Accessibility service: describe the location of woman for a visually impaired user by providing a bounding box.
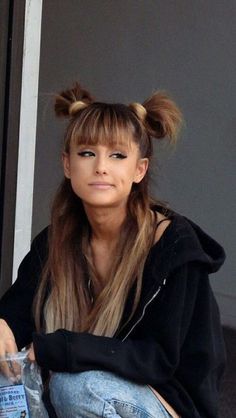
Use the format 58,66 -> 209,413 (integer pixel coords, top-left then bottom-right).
0,82 -> 226,417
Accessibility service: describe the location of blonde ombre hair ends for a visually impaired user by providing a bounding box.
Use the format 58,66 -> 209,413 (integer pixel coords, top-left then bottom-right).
34,82 -> 182,337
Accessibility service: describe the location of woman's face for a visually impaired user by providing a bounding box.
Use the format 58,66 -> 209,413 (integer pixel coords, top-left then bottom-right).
62,140 -> 148,209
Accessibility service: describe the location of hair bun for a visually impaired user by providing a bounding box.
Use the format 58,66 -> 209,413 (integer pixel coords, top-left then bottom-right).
69,100 -> 88,116
54,81 -> 94,118
142,91 -> 183,141
129,102 -> 147,123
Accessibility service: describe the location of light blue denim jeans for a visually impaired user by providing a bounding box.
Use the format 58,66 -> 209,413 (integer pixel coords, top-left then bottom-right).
49,370 -> 172,418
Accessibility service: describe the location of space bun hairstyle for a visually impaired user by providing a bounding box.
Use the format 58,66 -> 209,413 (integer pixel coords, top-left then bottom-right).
54,81 -> 94,117
54,81 -> 182,158
129,91 -> 182,143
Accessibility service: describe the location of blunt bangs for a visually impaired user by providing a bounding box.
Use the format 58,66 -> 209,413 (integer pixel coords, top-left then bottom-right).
67,103 -> 143,150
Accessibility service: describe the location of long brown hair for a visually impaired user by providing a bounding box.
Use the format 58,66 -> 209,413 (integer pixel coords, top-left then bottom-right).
34,82 -> 182,336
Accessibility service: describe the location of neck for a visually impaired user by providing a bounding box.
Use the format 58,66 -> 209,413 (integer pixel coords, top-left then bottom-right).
83,203 -> 127,245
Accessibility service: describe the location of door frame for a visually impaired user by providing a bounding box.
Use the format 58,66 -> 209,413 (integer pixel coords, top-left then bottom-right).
0,0 -> 43,296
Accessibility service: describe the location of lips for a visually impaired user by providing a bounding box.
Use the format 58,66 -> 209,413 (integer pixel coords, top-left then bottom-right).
88,183 -> 114,189
89,182 -> 112,185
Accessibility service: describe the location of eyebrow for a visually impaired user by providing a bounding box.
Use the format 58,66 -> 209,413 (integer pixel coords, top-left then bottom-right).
77,142 -> 131,150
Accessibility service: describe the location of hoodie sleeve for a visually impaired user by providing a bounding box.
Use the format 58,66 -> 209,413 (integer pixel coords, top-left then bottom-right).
33,261 -> 225,392
0,228 -> 48,349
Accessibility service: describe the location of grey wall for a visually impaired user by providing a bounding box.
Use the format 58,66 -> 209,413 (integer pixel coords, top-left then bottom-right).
33,1 -> 236,327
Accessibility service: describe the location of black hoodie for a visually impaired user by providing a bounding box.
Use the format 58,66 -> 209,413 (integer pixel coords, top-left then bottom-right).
0,206 -> 226,417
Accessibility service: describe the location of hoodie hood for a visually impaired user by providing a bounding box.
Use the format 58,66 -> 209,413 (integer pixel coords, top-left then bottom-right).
182,215 -> 226,273
151,206 -> 226,275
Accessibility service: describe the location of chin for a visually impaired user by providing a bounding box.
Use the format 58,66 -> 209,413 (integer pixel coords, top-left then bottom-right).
82,199 -> 127,209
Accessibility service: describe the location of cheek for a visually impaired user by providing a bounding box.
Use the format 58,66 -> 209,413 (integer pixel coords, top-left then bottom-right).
119,171 -> 137,190
124,164 -> 140,183
69,160 -> 85,176
68,163 -> 84,191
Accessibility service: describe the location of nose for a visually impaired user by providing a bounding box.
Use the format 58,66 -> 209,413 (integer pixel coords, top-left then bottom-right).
94,155 -> 107,175
96,169 -> 107,174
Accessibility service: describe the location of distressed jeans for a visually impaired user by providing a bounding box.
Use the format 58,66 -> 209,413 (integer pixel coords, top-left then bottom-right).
49,370 -> 172,418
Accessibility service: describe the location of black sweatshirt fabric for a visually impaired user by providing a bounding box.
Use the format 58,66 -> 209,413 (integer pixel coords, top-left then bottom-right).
0,206 -> 226,417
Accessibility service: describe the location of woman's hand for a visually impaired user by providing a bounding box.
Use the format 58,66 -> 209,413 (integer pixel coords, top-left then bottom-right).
28,343 -> 35,362
0,319 -> 20,379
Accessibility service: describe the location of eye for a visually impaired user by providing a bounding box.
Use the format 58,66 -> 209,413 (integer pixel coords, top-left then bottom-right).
77,150 -> 95,157
110,152 -> 127,159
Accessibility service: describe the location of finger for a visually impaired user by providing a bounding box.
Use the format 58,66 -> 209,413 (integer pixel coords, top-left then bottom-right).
6,339 -> 21,379
28,347 -> 35,362
0,357 -> 22,382
0,359 -> 13,379
0,338 -> 19,379
9,359 -> 22,378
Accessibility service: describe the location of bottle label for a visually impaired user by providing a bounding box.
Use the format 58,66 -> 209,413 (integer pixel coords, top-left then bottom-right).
0,384 -> 30,417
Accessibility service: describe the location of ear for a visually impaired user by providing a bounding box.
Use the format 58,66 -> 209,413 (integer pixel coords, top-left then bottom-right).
62,152 -> 71,178
134,158 -> 149,183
